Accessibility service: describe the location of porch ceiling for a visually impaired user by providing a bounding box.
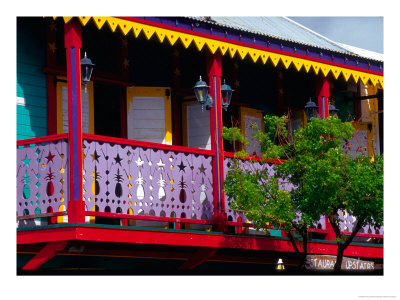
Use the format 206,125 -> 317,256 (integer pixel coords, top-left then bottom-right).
57,17 -> 383,89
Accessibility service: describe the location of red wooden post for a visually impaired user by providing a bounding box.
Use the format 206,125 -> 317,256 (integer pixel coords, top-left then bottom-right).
207,52 -> 227,232
316,76 -> 335,239
64,19 -> 85,223
236,217 -> 243,234
316,76 -> 330,119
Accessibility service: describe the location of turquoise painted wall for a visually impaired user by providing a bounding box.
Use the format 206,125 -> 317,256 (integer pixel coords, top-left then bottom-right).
17,18 -> 47,140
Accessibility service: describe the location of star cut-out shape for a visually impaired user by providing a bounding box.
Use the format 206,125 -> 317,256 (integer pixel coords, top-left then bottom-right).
22,155 -> 31,166
91,150 -> 100,162
174,67 -> 181,77
136,157 -> 144,167
122,58 -> 130,68
48,21 -> 57,31
46,151 -> 55,163
114,153 -> 123,165
157,159 -> 165,169
178,161 -> 186,172
199,163 -> 206,174
48,42 -> 56,54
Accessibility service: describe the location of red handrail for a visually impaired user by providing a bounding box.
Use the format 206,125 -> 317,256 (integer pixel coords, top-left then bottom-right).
17,133 -> 68,146
83,133 -> 215,156
17,211 -> 68,220
86,211 -> 213,225
223,151 -> 283,164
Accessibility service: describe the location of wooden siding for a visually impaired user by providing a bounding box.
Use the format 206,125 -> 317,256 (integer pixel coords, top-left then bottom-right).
127,96 -> 166,144
16,18 -> 47,140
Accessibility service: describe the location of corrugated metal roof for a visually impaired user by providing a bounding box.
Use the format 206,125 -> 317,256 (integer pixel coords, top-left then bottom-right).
186,16 -> 382,62
336,42 -> 383,62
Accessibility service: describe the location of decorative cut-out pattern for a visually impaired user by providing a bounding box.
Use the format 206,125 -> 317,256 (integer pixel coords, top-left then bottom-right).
223,157 -> 325,229
16,139 -> 69,218
224,157 -> 383,235
338,209 -> 383,235
83,139 -> 214,220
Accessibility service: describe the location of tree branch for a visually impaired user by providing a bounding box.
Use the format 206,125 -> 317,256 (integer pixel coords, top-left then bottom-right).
343,217 -> 365,249
287,230 -> 300,253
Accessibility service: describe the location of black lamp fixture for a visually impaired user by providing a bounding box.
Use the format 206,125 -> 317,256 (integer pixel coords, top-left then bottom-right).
304,98 -> 318,121
221,79 -> 234,111
193,76 -> 212,111
81,52 -> 95,93
328,99 -> 339,117
193,76 -> 233,111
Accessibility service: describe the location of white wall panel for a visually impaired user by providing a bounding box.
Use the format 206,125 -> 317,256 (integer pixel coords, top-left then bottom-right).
127,96 -> 166,144
187,104 -> 211,150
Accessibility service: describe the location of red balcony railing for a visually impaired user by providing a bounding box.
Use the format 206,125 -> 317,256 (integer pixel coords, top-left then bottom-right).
17,134 -> 69,227
16,134 -> 383,239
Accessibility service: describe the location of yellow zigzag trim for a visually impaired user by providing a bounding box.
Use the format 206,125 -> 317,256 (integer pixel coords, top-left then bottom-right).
62,17 -> 384,87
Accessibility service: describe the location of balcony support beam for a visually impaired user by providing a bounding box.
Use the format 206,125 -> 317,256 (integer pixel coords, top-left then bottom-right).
179,247 -> 217,270
64,19 -> 85,223
17,225 -> 383,259
21,241 -> 68,271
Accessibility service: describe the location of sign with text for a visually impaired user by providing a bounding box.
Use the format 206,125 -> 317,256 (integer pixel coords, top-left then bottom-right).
305,255 -> 375,271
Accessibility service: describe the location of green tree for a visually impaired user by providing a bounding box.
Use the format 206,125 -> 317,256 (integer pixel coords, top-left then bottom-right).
223,115 -> 383,271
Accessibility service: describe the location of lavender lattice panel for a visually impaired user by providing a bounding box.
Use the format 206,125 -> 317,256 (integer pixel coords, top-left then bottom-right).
16,139 -> 69,217
223,157 -> 324,229
224,158 -> 278,222
83,139 -> 214,220
338,210 -> 383,235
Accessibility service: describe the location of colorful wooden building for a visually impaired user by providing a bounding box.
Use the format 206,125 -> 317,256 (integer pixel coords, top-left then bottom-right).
16,16 -> 383,274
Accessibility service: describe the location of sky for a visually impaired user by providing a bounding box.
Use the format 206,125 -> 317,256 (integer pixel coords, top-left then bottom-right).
288,17 -> 383,54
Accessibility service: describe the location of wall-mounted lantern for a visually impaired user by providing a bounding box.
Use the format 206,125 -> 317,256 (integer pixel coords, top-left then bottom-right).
194,76 -> 233,111
81,52 -> 95,93
304,98 -> 318,121
304,97 -> 339,121
193,76 -> 212,111
328,101 -> 339,117
221,79 -> 234,111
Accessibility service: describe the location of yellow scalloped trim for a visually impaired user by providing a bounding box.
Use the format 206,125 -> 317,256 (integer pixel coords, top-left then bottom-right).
179,33 -> 194,48
93,17 -> 107,30
292,57 -> 304,72
269,53 -> 280,67
60,17 -> 383,87
166,31 -> 179,46
155,28 -> 167,43
330,66 -> 342,79
279,55 -> 290,69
